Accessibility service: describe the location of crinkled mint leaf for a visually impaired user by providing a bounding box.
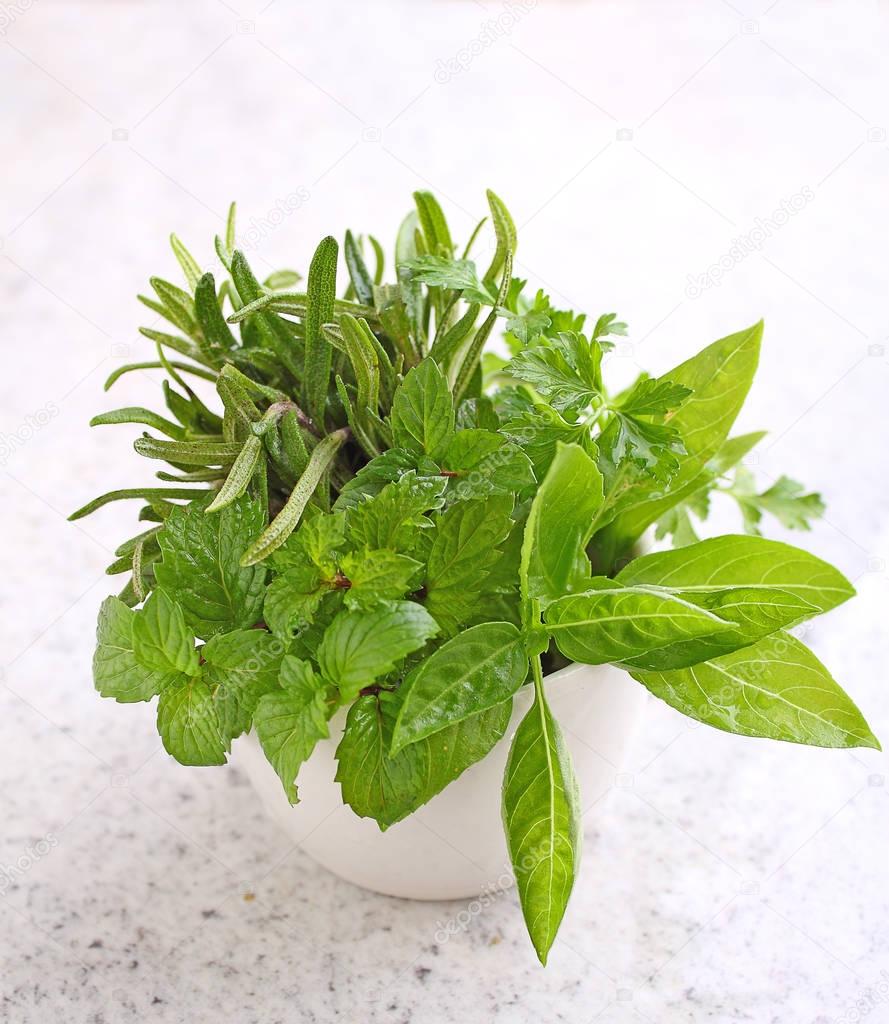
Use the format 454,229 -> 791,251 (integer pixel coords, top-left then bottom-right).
133,589 -> 198,676
389,358 -> 455,461
155,493 -> 266,639
317,600 -> 439,701
253,656 -> 334,803
93,596 -> 178,702
333,449 -> 420,510
346,472 -> 446,552
157,675 -> 226,766
201,628 -> 285,746
441,429 -> 535,502
340,548 -> 423,610
424,493 -> 514,635
263,565 -> 328,637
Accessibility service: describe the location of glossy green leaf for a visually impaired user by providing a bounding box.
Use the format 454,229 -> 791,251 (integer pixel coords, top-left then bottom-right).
317,600 -> 439,701
391,621 -> 528,753
390,358 -> 455,460
631,632 -> 880,750
201,629 -> 285,746
520,442 -> 603,612
502,661 -> 581,965
155,493 -> 267,638
132,589 -> 199,676
544,582 -> 735,670
336,690 -> 511,829
346,471 -> 446,551
340,548 -> 422,610
254,656 -> 334,803
157,675 -> 226,766
93,597 -> 178,702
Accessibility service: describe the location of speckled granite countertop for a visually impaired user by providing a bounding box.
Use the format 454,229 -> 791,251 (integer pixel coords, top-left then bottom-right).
2,2 -> 889,1021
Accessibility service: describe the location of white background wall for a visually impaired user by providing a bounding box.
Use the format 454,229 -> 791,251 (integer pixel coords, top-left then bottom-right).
2,2 -> 888,1021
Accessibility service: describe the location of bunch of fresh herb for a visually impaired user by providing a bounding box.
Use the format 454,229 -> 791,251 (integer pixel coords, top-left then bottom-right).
72,189 -> 878,964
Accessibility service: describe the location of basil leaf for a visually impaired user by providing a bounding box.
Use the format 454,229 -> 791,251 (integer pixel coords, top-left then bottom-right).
595,321 -> 762,559
521,442 -> 603,612
630,632 -> 880,749
155,493 -> 266,639
544,582 -> 735,670
201,629 -> 285,746
254,656 -> 334,803
503,666 -> 581,965
389,358 -> 455,461
157,675 -> 226,766
93,596 -> 177,702
616,535 -> 854,617
336,691 -> 511,829
340,549 -> 423,610
132,589 -> 199,676
424,494 -> 514,635
391,622 -> 528,753
317,601 -> 439,701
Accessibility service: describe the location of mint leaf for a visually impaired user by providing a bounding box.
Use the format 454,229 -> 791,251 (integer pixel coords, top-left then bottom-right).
333,449 -> 420,510
201,629 -> 285,745
253,656 -> 333,803
157,676 -> 226,766
336,691 -> 510,829
631,632 -> 880,749
340,549 -> 422,610
346,472 -> 446,551
391,622 -> 528,752
317,601 -> 439,701
155,493 -> 266,639
441,429 -> 535,502
133,589 -> 198,676
263,566 -> 328,637
424,494 -> 514,635
272,511 -> 346,573
93,596 -> 177,702
503,668 -> 581,965
521,442 -> 603,611
389,358 -> 455,460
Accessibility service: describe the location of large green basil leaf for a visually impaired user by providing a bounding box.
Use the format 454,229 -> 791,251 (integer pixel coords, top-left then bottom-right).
155,493 -> 266,639
544,582 -> 736,670
336,691 -> 511,829
594,322 -> 762,562
502,676 -> 581,965
630,632 -> 880,749
93,597 -> 179,702
390,621 -> 528,753
317,601 -> 439,701
616,535 -> 854,617
253,656 -> 334,803
520,442 -> 603,612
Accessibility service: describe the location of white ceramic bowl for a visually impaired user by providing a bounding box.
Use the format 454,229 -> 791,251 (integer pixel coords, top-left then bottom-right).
236,661 -> 647,900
